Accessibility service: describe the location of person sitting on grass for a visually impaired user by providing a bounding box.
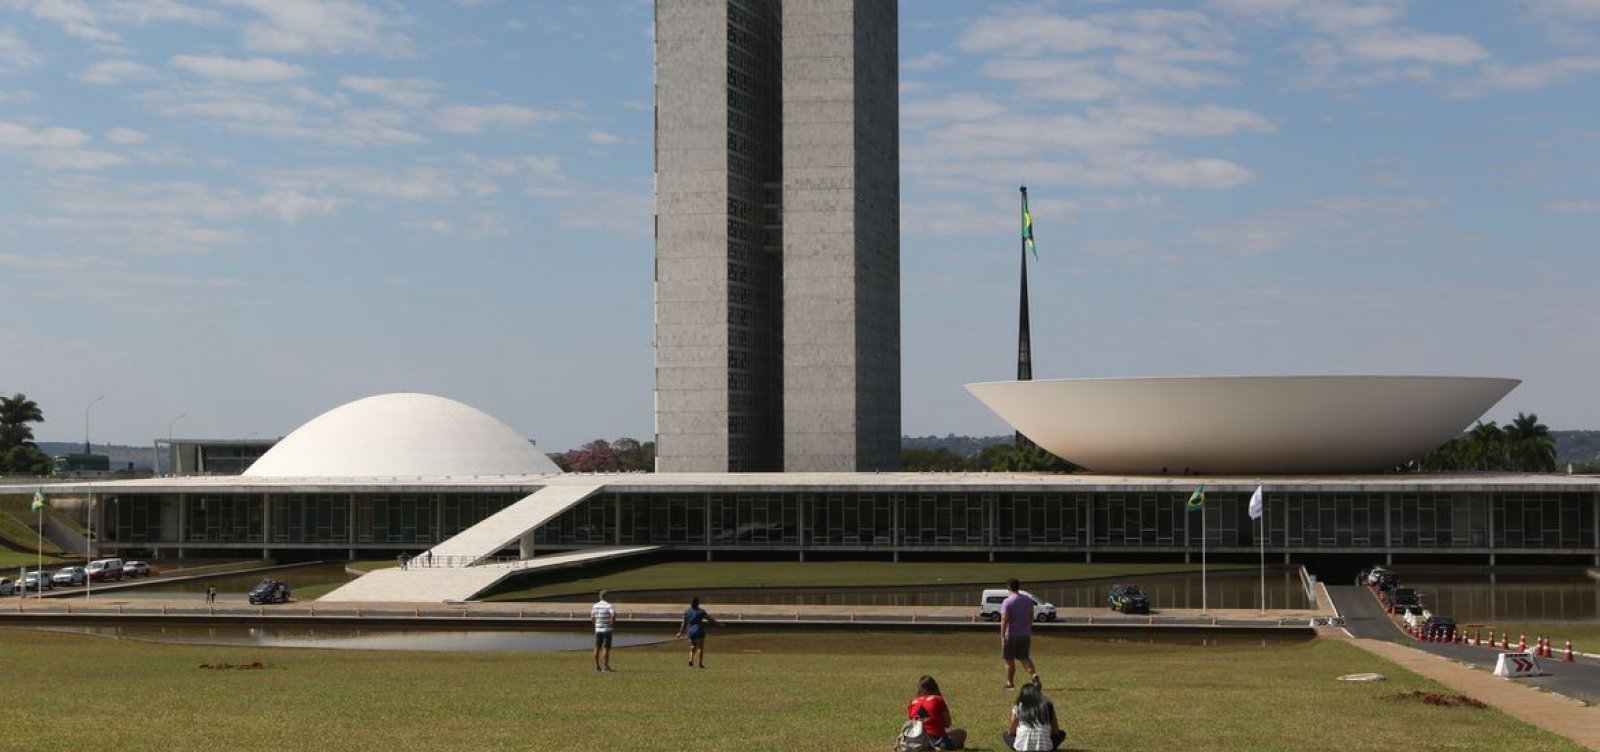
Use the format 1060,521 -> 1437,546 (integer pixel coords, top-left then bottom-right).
1001,679 -> 1064,751
908,675 -> 966,750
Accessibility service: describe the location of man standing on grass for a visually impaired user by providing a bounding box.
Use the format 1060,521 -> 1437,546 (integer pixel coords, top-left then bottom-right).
1000,578 -> 1039,690
591,589 -> 616,673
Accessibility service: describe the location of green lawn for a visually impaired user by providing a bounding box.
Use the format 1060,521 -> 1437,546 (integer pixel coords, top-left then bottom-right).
0,549 -> 67,570
483,560 -> 1251,601
0,629 -> 1584,751
1474,622 -> 1600,653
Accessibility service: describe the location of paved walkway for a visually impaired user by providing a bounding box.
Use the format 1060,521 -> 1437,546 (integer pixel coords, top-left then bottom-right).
316,545 -> 658,602
1352,638 -> 1599,750
1325,584 -> 1599,750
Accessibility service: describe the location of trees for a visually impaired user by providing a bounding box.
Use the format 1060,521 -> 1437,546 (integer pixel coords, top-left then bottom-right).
1419,413 -> 1556,473
0,392 -> 51,475
562,437 -> 656,473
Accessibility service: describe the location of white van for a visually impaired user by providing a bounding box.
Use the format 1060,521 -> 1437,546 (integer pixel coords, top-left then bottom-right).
86,558 -> 124,583
978,589 -> 1057,622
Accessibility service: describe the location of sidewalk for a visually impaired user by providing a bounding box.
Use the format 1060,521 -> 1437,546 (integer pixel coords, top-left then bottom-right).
1351,637 -> 1600,751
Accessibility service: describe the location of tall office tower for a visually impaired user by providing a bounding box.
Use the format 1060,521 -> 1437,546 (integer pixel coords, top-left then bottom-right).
654,0 -> 899,473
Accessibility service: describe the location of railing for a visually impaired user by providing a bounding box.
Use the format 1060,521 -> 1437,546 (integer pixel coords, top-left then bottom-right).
397,554 -> 527,570
1297,566 -> 1320,609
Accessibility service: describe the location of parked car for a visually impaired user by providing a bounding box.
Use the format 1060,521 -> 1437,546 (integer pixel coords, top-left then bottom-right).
1108,584 -> 1152,614
1381,587 -> 1420,609
122,561 -> 151,578
978,589 -> 1057,622
52,566 -> 87,586
1369,570 -> 1399,590
20,570 -> 54,592
86,558 -> 124,582
1424,614 -> 1457,641
248,579 -> 291,605
0,578 -> 13,596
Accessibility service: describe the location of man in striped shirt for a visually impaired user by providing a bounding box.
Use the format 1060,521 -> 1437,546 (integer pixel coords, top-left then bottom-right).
592,590 -> 616,672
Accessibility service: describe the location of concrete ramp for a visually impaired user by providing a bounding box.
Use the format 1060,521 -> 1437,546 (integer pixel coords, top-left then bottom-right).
425,483 -> 605,564
319,546 -> 659,603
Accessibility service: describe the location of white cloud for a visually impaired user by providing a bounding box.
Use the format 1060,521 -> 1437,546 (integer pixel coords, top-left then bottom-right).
902,53 -> 950,71
104,127 -> 150,144
30,149 -> 129,170
1189,195 -> 1442,255
586,129 -> 623,145
1345,31 -> 1489,65
339,75 -> 439,107
10,0 -> 222,43
170,54 -> 307,82
1452,56 -> 1600,96
432,104 -> 558,133
77,59 -> 159,85
255,165 -> 474,201
225,0 -> 414,57
0,26 -> 41,73
902,93 -> 1008,122
1546,198 -> 1600,213
1518,0 -> 1600,20
0,120 -> 90,148
256,189 -> 341,222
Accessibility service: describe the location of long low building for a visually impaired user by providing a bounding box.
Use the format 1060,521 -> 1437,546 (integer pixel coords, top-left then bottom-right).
42,470 -> 1600,567
35,392 -> 1600,569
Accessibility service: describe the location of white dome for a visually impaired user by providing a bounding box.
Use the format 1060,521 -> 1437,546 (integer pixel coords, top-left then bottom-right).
243,393 -> 562,478
967,376 -> 1519,474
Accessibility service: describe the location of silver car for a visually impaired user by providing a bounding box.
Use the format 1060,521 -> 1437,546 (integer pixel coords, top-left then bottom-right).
53,566 -> 87,586
0,578 -> 13,596
20,570 -> 54,592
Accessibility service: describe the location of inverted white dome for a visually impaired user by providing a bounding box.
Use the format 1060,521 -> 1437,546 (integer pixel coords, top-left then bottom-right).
967,376 -> 1519,474
244,393 -> 562,478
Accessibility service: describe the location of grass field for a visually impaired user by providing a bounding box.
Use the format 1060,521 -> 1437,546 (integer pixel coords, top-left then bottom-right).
481,561 -> 1251,601
0,549 -> 67,570
0,628 -> 1585,751
1474,622 -> 1600,653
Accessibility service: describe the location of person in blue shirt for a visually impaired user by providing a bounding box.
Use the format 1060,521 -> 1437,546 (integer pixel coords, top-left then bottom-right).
674,596 -> 723,668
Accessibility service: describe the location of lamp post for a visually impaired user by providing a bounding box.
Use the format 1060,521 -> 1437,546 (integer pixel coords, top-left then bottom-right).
166,413 -> 186,476
83,395 -> 104,456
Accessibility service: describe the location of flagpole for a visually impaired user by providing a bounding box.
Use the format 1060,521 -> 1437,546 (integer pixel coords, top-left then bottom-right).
35,501 -> 43,600
1259,491 -> 1266,613
1015,185 -> 1033,448
1201,501 -> 1208,613
85,493 -> 93,600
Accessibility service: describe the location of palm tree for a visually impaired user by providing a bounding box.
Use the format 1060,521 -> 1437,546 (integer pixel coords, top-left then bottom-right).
1466,421 -> 1506,470
0,392 -> 45,451
1503,412 -> 1557,472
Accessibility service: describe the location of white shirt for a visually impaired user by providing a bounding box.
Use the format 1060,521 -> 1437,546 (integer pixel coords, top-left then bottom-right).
591,600 -> 615,633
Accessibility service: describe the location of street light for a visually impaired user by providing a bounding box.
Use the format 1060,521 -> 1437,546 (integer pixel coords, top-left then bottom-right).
166,413 -> 186,476
83,395 -> 104,455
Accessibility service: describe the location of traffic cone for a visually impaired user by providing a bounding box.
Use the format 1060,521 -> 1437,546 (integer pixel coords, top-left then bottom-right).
1487,628 -> 1495,647
1473,628 -> 1482,647
1518,633 -> 1527,652
1564,640 -> 1574,662
1502,632 -> 1511,650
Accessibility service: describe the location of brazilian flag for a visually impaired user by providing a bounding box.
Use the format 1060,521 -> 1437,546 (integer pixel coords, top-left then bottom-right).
1021,189 -> 1037,260
1185,485 -> 1205,512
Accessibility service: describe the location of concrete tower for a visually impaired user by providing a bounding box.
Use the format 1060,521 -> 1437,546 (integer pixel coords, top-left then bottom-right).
654,0 -> 899,473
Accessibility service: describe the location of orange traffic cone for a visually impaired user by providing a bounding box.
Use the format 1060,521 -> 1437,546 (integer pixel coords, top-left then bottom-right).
1487,628 -> 1495,647
1502,632 -> 1511,650
1473,628 -> 1482,647
1564,640 -> 1574,662
1518,633 -> 1527,652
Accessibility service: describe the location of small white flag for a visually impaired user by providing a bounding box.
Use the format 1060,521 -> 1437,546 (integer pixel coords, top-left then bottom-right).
1248,485 -> 1264,520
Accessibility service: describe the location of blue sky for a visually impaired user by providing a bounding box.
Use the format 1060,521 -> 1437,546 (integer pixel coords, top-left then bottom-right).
3,0 -> 1597,452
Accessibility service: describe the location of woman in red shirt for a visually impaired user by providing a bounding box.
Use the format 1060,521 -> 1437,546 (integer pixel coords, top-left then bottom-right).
907,675 -> 967,750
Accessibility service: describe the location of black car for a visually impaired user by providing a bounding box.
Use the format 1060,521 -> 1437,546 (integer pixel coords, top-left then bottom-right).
1424,614 -> 1457,641
1108,584 -> 1151,614
247,579 -> 290,605
1370,571 -> 1400,591
1381,586 -> 1420,609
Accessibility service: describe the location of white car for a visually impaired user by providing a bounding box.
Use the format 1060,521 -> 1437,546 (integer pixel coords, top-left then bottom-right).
978,589 -> 1058,622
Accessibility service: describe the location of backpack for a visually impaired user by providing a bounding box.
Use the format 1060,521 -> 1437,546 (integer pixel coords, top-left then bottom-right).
893,718 -> 931,752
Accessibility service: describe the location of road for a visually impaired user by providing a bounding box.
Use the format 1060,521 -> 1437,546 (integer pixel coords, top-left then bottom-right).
1326,584 -> 1600,705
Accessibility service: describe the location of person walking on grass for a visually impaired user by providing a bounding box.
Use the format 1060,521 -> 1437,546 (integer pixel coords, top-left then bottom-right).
674,596 -> 722,668
999,578 -> 1039,690
591,589 -> 616,672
